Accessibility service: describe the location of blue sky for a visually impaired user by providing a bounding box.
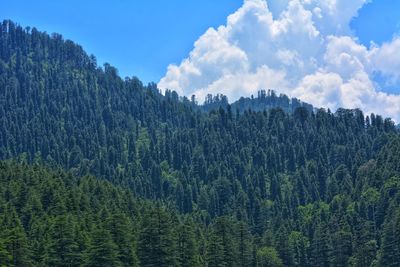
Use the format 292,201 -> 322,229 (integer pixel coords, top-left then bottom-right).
1,0 -> 399,83
1,0 -> 400,120
1,0 -> 243,82
351,0 -> 400,47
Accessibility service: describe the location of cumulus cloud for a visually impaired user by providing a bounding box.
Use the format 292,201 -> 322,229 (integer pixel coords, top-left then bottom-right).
371,37 -> 400,85
158,0 -> 400,121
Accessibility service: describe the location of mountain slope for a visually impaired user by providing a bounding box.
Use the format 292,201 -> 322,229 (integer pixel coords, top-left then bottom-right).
1,20 -> 400,266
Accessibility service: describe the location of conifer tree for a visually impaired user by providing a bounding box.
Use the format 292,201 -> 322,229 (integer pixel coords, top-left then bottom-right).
237,221 -> 253,267
137,207 -> 177,267
256,246 -> 283,267
107,212 -> 139,267
45,215 -> 81,267
83,227 -> 122,267
379,207 -> 400,267
177,218 -> 200,267
1,205 -> 32,266
206,231 -> 225,267
0,238 -> 12,267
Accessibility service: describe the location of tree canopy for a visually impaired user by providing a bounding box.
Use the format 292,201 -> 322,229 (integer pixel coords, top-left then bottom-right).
0,20 -> 400,266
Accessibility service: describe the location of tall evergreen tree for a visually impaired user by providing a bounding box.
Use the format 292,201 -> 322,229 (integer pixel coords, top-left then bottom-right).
237,221 -> 254,267
83,227 -> 122,267
379,207 -> 400,267
256,246 -> 284,267
206,231 -> 225,267
1,205 -> 32,267
177,218 -> 200,267
45,215 -> 81,266
137,207 -> 177,267
107,213 -> 139,267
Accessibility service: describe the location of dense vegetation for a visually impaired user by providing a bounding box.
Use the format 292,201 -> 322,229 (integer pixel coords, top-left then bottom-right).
1,19 -> 400,266
201,90 -> 313,114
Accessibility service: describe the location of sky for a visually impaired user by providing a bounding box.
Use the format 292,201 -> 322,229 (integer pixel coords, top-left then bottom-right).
1,0 -> 400,121
0,0 -> 243,82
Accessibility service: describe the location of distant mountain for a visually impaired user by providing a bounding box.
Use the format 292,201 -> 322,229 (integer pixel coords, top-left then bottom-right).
199,90 -> 313,114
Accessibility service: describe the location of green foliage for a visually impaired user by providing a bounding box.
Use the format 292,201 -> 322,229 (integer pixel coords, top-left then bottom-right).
379,207 -> 400,267
177,218 -> 200,267
288,231 -> 309,267
0,161 -> 140,266
206,230 -> 225,267
0,19 -> 400,266
0,205 -> 32,266
84,227 -> 122,267
45,215 -> 81,266
257,246 -> 284,267
107,213 -> 139,267
137,207 -> 178,267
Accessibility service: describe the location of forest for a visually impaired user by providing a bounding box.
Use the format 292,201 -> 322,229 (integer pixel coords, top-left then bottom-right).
0,19 -> 400,267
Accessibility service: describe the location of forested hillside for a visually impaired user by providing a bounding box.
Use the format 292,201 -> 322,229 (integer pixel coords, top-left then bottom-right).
1,20 -> 400,266
201,90 -> 313,114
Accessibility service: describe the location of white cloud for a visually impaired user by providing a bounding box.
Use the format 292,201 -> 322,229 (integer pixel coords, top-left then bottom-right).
292,71 -> 344,109
323,36 -> 371,79
158,0 -> 400,121
192,65 -> 288,102
371,37 -> 400,85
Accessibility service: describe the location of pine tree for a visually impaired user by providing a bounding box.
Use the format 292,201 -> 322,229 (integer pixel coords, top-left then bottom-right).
329,228 -> 352,267
237,222 -> 253,267
256,246 -> 283,267
137,207 -> 177,267
107,212 -> 139,267
177,218 -> 200,267
83,227 -> 122,267
206,231 -> 225,267
212,217 -> 238,267
310,223 -> 330,267
45,215 -> 81,266
353,219 -> 377,267
1,205 -> 32,266
288,231 -> 309,267
379,207 -> 400,267
0,238 -> 12,267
